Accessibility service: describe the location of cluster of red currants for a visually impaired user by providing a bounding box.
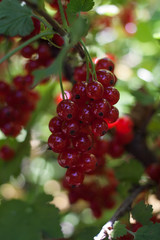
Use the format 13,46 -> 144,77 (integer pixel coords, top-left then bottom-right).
48,57 -> 120,186
65,167 -> 118,218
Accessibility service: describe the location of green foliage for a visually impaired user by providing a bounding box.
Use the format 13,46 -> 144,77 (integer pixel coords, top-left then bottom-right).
115,159 -> 144,184
135,222 -> 160,240
131,201 -> 153,225
0,194 -> 63,240
111,221 -> 127,238
67,0 -> 95,13
28,0 -> 45,9
0,0 -> 34,37
130,90 -> 155,106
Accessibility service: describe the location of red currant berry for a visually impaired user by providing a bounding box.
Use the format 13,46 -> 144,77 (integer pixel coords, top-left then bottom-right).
80,153 -> 97,173
96,70 -> 116,87
0,80 -> 10,101
49,116 -> 63,133
58,149 -> 80,168
52,33 -> 64,47
78,104 -> 94,124
37,44 -> 51,60
21,45 -> 35,58
57,99 -> 78,121
116,116 -> 133,134
105,106 -> 119,123
96,57 -> 115,72
65,167 -> 85,186
103,87 -> 120,105
48,132 -> 68,153
74,64 -> 87,82
62,120 -> 80,137
71,81 -> 88,104
86,81 -> 104,100
146,163 -> 160,183
72,133 -> 93,152
92,119 -> 108,136
108,140 -> 124,158
22,17 -> 40,41
0,145 -> 15,161
91,99 -> 111,119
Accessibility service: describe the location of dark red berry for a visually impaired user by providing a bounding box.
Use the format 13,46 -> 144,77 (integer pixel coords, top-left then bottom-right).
62,120 -> 80,137
78,104 -> 94,124
49,116 -> 63,133
96,57 -> 115,72
80,153 -> 97,173
92,119 -> 108,136
58,149 -> 80,168
21,45 -> 35,58
22,17 -> 40,41
91,99 -> 111,119
57,99 -> 78,121
96,70 -> 116,87
48,132 -> 68,153
108,140 -> 124,158
105,106 -> 119,123
74,64 -> 87,82
0,145 -> 15,161
65,167 -> 85,186
72,133 -> 93,152
52,33 -> 64,47
103,87 -> 120,105
146,163 -> 160,183
37,44 -> 51,60
71,82 -> 88,104
86,81 -> 104,100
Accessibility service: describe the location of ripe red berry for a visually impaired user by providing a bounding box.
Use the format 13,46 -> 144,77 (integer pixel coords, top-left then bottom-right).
65,167 -> 85,186
57,99 -> 78,121
0,80 -> 10,101
96,57 -> 115,72
78,104 -> 94,124
62,120 -> 80,137
92,119 -> 108,136
21,45 -> 35,58
52,33 -> 64,47
74,64 -> 87,82
80,153 -> 97,173
72,133 -> 93,152
22,17 -> 40,41
91,99 -> 111,119
108,140 -> 124,158
105,106 -> 119,123
96,70 -> 116,87
103,87 -> 120,105
37,44 -> 51,60
146,163 -> 160,183
71,82 -> 88,104
116,116 -> 133,134
86,81 -> 104,100
48,132 -> 68,153
0,145 -> 15,161
49,116 -> 63,133
58,149 -> 80,168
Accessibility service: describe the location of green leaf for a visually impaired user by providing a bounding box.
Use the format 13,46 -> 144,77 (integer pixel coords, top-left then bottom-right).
0,0 -> 34,37
67,0 -> 95,13
111,221 -> 127,238
115,159 -> 144,184
135,222 -> 160,240
132,201 -> 153,225
0,195 -> 63,240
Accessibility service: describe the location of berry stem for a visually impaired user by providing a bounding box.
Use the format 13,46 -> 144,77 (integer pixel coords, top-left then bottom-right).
80,40 -> 98,81
59,72 -> 65,100
33,14 -> 52,30
0,30 -> 53,64
57,0 -> 69,30
127,229 -> 135,237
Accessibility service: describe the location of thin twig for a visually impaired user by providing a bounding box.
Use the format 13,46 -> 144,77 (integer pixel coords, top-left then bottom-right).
94,183 -> 154,240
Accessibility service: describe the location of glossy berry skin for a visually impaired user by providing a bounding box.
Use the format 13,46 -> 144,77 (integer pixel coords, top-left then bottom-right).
52,33 -> 64,47
48,132 -> 68,153
21,45 -> 35,58
92,119 -> 108,136
49,116 -> 63,133
105,106 -> 119,123
72,133 -> 93,152
62,120 -> 80,137
57,99 -> 78,121
80,153 -> 97,173
103,87 -> 120,105
96,57 -> 115,72
1,122 -> 21,137
96,70 -> 115,87
78,104 -> 94,124
65,167 -> 85,186
58,149 -> 80,168
71,82 -> 88,104
0,145 -> 15,161
91,99 -> 111,119
86,81 -> 104,100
